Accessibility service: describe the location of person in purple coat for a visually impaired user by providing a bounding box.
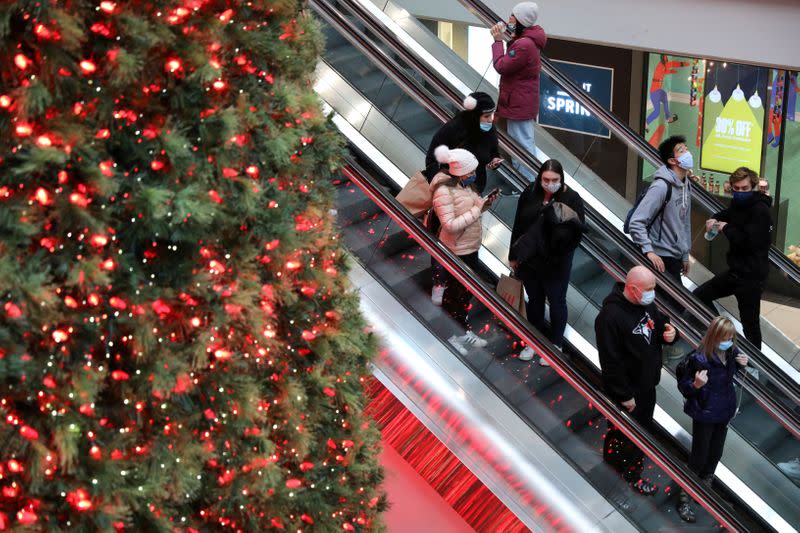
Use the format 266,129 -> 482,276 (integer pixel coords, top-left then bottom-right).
675,316 -> 748,523
490,2 -> 546,181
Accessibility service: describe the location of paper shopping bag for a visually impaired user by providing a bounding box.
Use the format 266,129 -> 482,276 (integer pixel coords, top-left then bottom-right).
396,171 -> 432,217
496,274 -> 527,319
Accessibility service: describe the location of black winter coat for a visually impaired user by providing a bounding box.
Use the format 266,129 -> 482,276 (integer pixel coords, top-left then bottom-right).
677,348 -> 745,424
423,112 -> 500,194
713,192 -> 773,281
595,283 -> 677,403
509,182 -> 585,268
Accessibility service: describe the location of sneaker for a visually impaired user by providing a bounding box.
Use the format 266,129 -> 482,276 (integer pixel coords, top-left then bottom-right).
461,330 -> 488,348
431,285 -> 445,306
518,346 -> 535,361
778,458 -> 800,481
539,345 -> 560,367
447,335 -> 468,356
631,479 -> 658,496
677,501 -> 696,523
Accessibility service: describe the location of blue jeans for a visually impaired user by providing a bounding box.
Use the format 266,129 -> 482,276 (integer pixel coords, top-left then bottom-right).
646,89 -> 670,125
506,118 -> 536,182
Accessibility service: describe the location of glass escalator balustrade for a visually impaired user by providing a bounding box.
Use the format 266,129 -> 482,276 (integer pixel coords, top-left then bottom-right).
314,3 -> 800,529
334,159 -> 728,531
357,0 -> 800,389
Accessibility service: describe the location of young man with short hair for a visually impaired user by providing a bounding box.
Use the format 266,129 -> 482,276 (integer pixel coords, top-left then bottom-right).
628,135 -> 693,282
693,167 -> 773,348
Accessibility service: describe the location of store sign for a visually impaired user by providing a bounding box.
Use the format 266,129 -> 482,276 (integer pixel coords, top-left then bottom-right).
539,60 -> 614,138
701,63 -> 768,174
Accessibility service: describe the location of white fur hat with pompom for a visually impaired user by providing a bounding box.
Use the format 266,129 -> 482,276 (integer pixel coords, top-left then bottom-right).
434,145 -> 479,177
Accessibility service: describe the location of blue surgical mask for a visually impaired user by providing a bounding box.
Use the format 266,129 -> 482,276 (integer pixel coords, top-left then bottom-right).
461,174 -> 477,185
639,289 -> 656,306
718,340 -> 734,351
479,122 -> 493,132
676,151 -> 694,170
506,22 -> 516,32
732,190 -> 754,203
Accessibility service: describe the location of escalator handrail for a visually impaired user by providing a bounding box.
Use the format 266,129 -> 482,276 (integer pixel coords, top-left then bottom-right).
339,155 -> 754,533
456,0 -> 800,288
315,0 -> 800,434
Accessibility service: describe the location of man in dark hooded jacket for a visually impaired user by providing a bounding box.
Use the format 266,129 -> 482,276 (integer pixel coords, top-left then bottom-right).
595,266 -> 678,496
693,167 -> 773,348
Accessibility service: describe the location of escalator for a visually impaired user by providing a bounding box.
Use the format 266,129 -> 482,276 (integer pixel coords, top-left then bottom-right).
334,132 -> 756,531
310,1 -> 800,529
368,0 -> 800,387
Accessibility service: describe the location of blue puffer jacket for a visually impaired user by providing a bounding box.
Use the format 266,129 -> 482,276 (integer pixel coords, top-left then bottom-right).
677,348 -> 745,424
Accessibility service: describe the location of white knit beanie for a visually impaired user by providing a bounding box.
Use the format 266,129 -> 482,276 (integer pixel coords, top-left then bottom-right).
512,2 -> 539,27
434,145 -> 478,177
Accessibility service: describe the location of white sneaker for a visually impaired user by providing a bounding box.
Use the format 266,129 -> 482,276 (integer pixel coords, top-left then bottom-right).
431,285 -> 445,306
519,346 -> 535,361
778,458 -> 800,481
539,346 -> 561,367
448,335 -> 468,355
461,330 -> 488,348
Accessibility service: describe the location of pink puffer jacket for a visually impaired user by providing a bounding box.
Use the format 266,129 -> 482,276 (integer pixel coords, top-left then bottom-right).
492,25 -> 547,120
431,173 -> 483,256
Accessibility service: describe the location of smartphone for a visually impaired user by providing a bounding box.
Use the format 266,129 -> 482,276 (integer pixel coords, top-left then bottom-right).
483,187 -> 500,198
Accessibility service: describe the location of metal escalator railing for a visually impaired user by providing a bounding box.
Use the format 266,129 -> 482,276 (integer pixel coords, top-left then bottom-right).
316,6 -> 800,526
312,0 -> 800,441
456,0 -> 800,288
339,153 -> 755,532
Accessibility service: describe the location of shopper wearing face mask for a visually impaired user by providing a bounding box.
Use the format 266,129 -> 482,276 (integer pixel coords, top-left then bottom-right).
509,159 -> 585,364
627,135 -> 693,281
674,316 -> 748,523
425,93 -> 503,307
423,92 -> 503,195
595,266 -> 678,496
693,167 -> 773,349
431,146 -> 499,355
489,2 -> 546,181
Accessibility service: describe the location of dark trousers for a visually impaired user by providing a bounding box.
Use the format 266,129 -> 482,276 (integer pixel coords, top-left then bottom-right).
693,271 -> 763,348
604,387 -> 657,482
660,255 -> 683,282
689,420 -> 728,479
518,258 -> 572,347
441,252 -> 480,336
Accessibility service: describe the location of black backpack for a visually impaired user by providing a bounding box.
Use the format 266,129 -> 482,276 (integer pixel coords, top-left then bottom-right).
675,352 -> 695,387
623,177 -> 672,235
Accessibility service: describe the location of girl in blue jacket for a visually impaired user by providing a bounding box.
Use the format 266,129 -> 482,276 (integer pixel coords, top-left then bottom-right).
676,316 -> 748,522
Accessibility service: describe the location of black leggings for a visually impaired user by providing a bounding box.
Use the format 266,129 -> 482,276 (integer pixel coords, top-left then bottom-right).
441,252 -> 480,336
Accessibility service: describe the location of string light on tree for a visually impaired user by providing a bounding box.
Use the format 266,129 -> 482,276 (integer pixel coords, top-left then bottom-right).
0,0 -> 384,530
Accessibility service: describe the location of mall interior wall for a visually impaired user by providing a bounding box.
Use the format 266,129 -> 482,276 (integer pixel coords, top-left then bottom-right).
395,0 -> 800,71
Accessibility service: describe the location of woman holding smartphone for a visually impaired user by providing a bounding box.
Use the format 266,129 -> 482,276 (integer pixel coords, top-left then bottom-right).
431,146 -> 499,355
675,316 -> 748,523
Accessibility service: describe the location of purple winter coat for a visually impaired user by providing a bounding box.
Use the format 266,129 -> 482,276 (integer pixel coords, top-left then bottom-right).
491,26 -> 547,121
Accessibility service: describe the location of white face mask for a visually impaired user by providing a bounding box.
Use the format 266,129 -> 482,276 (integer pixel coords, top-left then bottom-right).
542,181 -> 560,194
676,151 -> 693,170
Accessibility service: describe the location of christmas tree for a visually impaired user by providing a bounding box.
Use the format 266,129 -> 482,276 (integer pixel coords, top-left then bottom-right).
0,0 -> 385,530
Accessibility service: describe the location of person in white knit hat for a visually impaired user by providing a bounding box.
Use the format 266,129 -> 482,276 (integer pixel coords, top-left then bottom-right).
490,2 -> 546,181
430,145 -> 499,355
